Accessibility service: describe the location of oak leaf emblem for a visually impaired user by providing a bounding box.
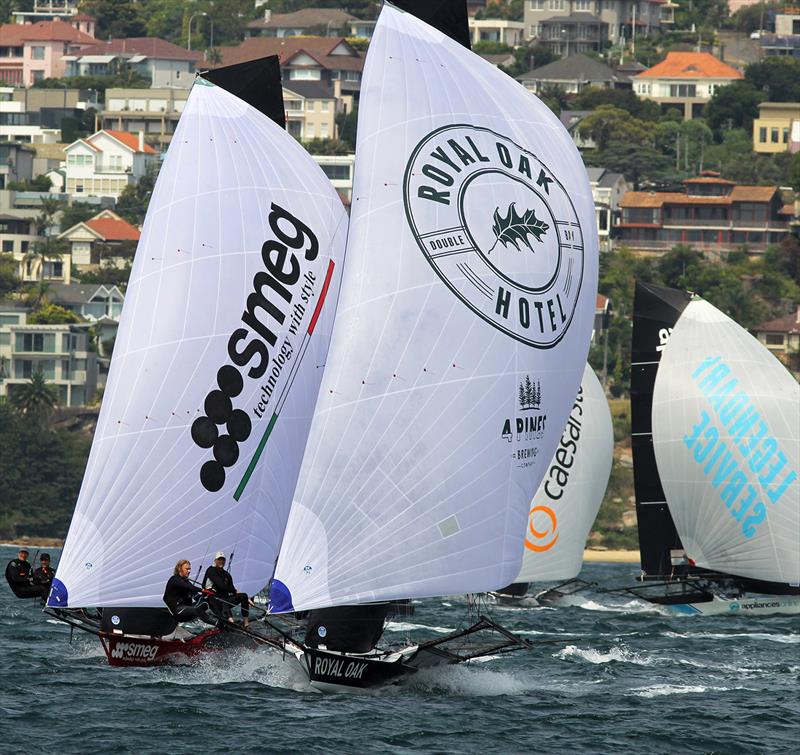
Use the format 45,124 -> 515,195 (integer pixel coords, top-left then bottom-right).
489,203 -> 549,253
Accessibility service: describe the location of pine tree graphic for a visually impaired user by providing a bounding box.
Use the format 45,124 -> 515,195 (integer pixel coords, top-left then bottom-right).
518,382 -> 526,409
533,379 -> 541,410
524,375 -> 534,410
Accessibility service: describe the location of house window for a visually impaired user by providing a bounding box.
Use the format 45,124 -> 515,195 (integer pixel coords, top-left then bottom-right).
16,359 -> 33,379
61,359 -> 71,379
574,0 -> 592,9
32,70 -> 44,83
344,71 -> 360,82
759,127 -> 767,143
669,84 -> 696,97
31,46 -> 45,60
771,128 -> 779,143
530,0 -> 545,8
765,333 -> 784,346
289,68 -> 321,80
2,240 -> 12,252
321,164 -> 350,180
321,100 -> 330,112
548,0 -> 564,9
783,127 -> 789,143
320,123 -> 329,138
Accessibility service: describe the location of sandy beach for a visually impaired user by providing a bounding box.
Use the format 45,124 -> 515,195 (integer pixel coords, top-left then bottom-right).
583,549 -> 640,564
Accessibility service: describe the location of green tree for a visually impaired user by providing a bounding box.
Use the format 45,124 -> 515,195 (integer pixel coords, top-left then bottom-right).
789,152 -> 800,192
573,87 -> 661,121
705,81 -> 762,138
79,0 -> 147,38
8,370 -> 59,427
745,57 -> 800,103
27,303 -> 81,324
578,105 -> 651,152
499,43 -> 555,77
0,252 -> 19,296
115,162 -> 159,226
28,196 -> 65,306
60,202 -> 97,232
335,107 -> 358,150
303,138 -> 352,155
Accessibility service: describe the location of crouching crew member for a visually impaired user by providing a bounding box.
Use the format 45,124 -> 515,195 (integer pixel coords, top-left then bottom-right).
163,559 -> 212,624
203,551 -> 252,629
5,548 -> 48,600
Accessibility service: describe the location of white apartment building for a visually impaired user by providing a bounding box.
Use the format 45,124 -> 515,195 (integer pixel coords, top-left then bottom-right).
0,307 -> 98,407
63,129 -> 157,199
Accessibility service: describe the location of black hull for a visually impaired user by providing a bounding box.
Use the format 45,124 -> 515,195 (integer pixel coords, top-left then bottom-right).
303,646 -> 413,691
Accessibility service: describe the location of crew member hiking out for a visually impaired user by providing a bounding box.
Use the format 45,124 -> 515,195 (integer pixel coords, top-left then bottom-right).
33,553 -> 55,595
203,551 -> 252,628
163,559 -> 213,624
5,548 -> 48,600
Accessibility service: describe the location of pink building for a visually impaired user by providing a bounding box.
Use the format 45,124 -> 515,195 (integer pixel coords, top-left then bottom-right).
0,19 -> 95,86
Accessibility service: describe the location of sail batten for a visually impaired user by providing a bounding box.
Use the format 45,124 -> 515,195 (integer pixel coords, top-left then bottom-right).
271,5 -> 598,612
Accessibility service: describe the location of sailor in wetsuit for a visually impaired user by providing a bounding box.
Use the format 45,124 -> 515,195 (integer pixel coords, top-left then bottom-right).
203,552 -> 251,628
5,548 -> 47,600
163,559 -> 212,624
33,553 -> 55,595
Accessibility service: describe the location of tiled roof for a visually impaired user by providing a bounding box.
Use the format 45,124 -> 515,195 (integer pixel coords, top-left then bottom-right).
214,37 -> 363,72
519,53 -> 622,83
247,9 -> 359,29
729,185 -> 778,202
283,81 -> 335,100
755,310 -> 800,334
73,37 -> 203,63
85,216 -> 140,241
0,19 -> 96,44
684,176 -> 735,185
621,185 -> 779,207
636,52 -> 743,80
596,294 -> 610,310
98,130 -> 157,154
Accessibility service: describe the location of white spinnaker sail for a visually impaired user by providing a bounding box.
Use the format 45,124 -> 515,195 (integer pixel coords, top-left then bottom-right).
270,5 -> 598,612
49,78 -> 347,608
514,364 -> 612,583
652,299 -> 799,584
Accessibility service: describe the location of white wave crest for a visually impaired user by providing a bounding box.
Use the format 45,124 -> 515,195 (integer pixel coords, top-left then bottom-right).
664,631 -> 800,645
629,684 -> 742,698
556,644 -> 655,666
384,621 -> 454,634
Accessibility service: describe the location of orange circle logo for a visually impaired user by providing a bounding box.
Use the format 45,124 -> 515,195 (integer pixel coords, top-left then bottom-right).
524,505 -> 558,552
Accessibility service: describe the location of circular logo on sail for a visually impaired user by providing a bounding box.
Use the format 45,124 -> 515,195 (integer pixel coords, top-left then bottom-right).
524,505 -> 558,552
403,125 -> 584,348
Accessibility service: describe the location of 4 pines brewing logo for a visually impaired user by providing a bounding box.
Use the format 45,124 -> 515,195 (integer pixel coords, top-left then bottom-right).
403,124 -> 584,349
502,373 -> 547,466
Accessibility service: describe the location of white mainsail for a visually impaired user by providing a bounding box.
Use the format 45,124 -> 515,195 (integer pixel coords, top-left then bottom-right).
49,75 -> 348,608
514,364 -> 612,583
652,298 -> 799,584
270,5 -> 598,612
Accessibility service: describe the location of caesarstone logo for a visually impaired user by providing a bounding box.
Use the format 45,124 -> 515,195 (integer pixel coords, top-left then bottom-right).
403,124 -> 584,349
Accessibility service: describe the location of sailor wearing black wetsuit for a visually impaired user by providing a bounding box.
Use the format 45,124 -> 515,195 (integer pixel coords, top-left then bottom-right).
33,553 -> 55,595
5,548 -> 47,600
163,559 -> 210,623
203,552 -> 250,628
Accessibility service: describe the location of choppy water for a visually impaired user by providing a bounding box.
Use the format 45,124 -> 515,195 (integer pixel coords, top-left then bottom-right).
2,545 -> 797,754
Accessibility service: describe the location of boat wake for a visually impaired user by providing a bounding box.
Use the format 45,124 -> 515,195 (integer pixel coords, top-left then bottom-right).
150,647 -> 309,691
